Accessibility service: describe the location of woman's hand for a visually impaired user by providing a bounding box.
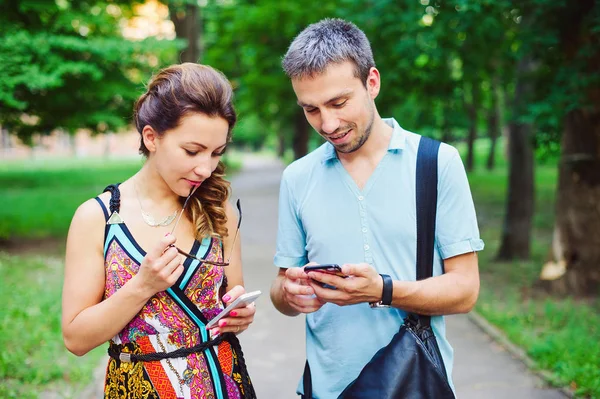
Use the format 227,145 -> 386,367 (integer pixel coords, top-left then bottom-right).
209,285 -> 256,336
133,233 -> 185,298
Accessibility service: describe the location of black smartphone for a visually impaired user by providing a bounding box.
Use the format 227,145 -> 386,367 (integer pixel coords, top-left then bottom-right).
304,264 -> 346,278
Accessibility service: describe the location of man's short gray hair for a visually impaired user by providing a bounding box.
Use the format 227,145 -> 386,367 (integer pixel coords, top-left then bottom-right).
282,18 -> 375,86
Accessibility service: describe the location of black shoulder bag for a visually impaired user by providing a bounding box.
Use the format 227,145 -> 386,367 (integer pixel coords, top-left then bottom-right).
302,137 -> 455,399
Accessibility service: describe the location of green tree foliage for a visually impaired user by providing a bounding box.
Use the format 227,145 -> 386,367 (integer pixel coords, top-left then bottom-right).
520,0 -> 600,159
202,0 -> 339,155
348,0 -> 517,167
202,0 -> 520,158
0,0 -> 181,144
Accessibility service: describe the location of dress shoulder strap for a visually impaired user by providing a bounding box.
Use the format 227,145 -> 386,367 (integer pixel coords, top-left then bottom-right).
93,183 -> 120,222
102,184 -> 124,225
94,197 -> 109,221
92,184 -> 123,249
103,184 -> 121,213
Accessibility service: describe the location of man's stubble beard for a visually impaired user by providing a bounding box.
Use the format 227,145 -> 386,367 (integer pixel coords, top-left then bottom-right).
336,106 -> 375,154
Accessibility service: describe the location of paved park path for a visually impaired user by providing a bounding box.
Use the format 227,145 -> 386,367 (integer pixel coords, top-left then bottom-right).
85,154 -> 568,399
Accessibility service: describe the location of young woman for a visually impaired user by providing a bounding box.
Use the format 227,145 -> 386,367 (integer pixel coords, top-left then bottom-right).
62,63 -> 256,398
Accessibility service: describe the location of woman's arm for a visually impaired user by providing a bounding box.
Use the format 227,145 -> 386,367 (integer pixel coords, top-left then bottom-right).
213,200 -> 255,335
61,198 -> 183,356
222,200 -> 243,288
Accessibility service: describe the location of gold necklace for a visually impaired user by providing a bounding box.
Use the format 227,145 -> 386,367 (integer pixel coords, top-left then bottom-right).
134,178 -> 179,228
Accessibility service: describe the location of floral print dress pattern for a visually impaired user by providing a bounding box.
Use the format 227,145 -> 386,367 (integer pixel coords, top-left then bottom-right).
94,190 -> 253,399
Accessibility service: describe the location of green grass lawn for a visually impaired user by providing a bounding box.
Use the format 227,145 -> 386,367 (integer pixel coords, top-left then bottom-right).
0,157 -> 149,397
0,155 -> 241,240
0,253 -> 105,398
0,157 -> 144,240
459,139 -> 600,398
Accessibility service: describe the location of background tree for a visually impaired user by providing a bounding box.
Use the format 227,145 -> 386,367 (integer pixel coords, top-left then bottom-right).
165,0 -> 201,62
497,53 -> 535,260
0,0 -> 180,144
3,0 -> 598,296
203,0 -> 338,159
537,0 -> 600,296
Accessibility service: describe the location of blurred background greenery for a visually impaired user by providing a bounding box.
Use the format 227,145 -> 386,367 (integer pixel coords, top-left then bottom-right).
0,0 -> 599,397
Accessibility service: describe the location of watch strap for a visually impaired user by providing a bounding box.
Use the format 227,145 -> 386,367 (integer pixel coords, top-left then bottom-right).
380,274 -> 393,306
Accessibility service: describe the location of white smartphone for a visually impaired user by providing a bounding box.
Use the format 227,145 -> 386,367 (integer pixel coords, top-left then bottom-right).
206,290 -> 262,329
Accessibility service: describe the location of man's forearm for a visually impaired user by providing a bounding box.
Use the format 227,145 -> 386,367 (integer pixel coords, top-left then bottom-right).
389,275 -> 477,316
270,274 -> 301,317
387,252 -> 480,316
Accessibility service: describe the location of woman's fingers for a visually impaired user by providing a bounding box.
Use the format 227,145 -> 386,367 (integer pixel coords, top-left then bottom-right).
214,316 -> 253,335
164,251 -> 183,272
212,303 -> 255,335
221,285 -> 245,304
136,239 -> 184,296
147,233 -> 177,261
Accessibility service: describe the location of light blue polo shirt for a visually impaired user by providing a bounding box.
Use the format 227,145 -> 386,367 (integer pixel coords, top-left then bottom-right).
274,118 -> 484,399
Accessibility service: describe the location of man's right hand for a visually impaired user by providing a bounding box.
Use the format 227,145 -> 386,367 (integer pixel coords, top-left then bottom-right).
281,265 -> 325,314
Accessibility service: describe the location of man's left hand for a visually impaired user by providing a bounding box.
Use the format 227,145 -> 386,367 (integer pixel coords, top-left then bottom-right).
306,263 -> 384,306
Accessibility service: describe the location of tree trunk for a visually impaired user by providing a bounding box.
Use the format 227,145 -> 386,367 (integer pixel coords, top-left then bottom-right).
465,82 -> 479,172
104,132 -> 113,158
0,125 -> 10,150
170,3 -> 201,63
486,74 -> 502,170
68,133 -> 76,157
292,109 -> 309,160
539,0 -> 600,295
496,57 -> 535,260
540,110 -> 600,296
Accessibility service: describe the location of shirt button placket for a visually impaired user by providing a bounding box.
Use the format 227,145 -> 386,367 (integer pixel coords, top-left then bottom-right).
359,195 -> 372,264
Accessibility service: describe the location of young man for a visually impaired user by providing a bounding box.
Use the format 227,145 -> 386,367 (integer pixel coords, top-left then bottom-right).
270,18 -> 484,399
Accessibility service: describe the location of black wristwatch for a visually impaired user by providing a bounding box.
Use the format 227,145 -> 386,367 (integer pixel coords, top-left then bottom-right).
369,274 -> 393,308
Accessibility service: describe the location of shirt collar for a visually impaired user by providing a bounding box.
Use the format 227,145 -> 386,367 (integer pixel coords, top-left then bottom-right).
385,118 -> 406,151
321,117 -> 406,164
322,142 -> 337,163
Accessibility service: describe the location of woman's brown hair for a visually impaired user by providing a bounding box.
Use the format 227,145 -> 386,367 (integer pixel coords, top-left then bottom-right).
133,63 -> 236,240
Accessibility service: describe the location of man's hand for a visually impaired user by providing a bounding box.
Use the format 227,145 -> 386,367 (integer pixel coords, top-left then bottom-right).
306,263 -> 383,306
280,265 -> 325,314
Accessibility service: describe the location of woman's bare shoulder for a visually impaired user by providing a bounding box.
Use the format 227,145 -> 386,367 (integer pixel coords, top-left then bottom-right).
76,195 -> 107,219
65,195 -> 109,259
70,193 -> 111,233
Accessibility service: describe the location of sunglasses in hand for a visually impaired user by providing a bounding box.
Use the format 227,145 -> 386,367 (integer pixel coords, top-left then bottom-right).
169,186 -> 242,267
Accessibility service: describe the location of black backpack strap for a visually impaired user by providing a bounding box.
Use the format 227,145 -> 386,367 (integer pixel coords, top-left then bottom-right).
302,360 -> 312,399
415,136 -> 440,328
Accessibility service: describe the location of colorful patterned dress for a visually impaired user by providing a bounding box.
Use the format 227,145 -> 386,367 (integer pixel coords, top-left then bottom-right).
95,186 -> 254,399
